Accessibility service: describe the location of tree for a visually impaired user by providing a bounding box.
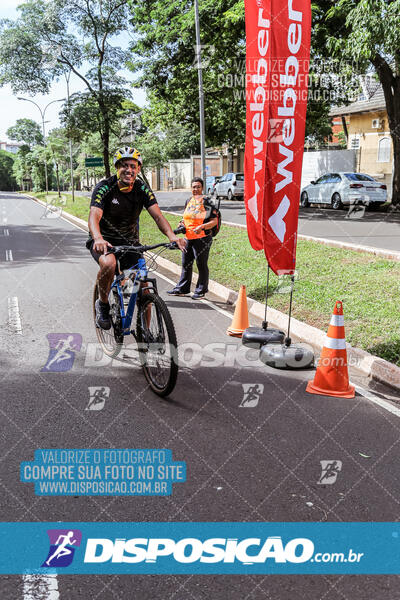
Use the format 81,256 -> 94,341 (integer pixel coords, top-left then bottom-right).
325,0 -> 400,205
12,145 -> 32,190
0,151 -> 17,191
60,89 -> 131,149
134,108 -> 200,167
128,0 -> 247,151
6,118 -> 43,148
12,145 -> 48,192
127,0 -> 357,152
46,129 -> 68,196
0,0 -> 132,177
29,146 -> 48,192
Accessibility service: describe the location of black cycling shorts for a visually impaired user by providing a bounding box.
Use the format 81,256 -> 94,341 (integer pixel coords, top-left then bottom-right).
88,240 -> 143,272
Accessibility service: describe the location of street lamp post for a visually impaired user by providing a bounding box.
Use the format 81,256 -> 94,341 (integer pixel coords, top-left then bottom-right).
64,70 -> 75,202
17,97 -> 64,195
194,0 -> 207,187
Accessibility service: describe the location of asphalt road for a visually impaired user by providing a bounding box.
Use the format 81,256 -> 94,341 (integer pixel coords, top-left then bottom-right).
1,191 -> 400,598
154,191 -> 400,253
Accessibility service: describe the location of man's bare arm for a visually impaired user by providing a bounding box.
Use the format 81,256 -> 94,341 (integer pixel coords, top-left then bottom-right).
88,206 -> 112,254
147,204 -> 186,251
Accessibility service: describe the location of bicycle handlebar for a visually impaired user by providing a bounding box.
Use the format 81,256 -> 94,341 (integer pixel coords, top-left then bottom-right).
106,241 -> 178,255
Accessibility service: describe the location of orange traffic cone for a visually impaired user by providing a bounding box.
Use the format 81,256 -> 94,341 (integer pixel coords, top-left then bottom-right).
306,300 -> 355,398
227,285 -> 250,337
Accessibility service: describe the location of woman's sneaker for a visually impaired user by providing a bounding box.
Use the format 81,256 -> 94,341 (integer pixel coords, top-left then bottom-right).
166,289 -> 188,296
95,299 -> 111,330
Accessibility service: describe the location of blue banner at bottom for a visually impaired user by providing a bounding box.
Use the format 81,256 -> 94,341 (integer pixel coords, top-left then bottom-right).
0,522 -> 398,574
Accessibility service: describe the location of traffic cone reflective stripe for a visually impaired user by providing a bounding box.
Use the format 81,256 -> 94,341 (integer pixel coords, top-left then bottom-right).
324,338 -> 346,350
306,300 -> 355,398
330,314 -> 344,326
227,285 -> 249,338
328,312 -> 345,340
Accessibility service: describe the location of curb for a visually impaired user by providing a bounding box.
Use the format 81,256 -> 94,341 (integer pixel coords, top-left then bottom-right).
162,210 -> 400,262
26,194 -> 400,392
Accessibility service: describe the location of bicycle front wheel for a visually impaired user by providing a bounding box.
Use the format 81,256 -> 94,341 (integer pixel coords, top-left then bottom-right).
136,293 -> 178,397
93,284 -> 124,358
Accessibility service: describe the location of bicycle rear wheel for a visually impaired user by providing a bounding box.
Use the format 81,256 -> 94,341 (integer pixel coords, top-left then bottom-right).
93,284 -> 124,358
136,293 -> 178,397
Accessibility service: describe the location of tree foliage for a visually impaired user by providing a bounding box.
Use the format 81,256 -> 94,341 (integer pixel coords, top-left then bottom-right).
135,117 -> 200,167
128,0 -> 246,150
127,0 -> 360,150
0,0 -> 132,176
0,151 -> 17,191
60,89 -> 130,145
6,118 -> 43,148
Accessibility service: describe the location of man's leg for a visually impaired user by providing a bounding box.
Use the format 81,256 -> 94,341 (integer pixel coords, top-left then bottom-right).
88,241 -> 116,330
95,254 -> 116,330
193,237 -> 212,296
97,254 -> 116,302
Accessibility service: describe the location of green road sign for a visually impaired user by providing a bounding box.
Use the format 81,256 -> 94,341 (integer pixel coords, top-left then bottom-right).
85,157 -> 104,167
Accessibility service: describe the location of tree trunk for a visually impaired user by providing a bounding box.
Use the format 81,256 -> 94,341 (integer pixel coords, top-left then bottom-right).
386,82 -> 400,206
372,54 -> 400,206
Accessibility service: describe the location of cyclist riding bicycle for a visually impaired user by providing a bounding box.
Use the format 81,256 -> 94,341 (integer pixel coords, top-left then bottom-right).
87,146 -> 186,330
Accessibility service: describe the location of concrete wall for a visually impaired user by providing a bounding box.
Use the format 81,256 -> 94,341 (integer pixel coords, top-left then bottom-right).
143,168 -> 158,191
192,155 -> 223,179
301,150 -> 357,189
169,159 -> 192,189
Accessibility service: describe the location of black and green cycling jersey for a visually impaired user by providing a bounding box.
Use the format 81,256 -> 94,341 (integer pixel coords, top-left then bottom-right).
87,175 -> 157,247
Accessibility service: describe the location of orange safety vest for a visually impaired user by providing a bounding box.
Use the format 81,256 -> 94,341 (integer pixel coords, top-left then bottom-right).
183,196 -> 210,240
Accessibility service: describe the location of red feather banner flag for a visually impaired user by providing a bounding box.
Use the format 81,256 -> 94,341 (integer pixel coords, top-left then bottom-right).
244,0 -> 312,275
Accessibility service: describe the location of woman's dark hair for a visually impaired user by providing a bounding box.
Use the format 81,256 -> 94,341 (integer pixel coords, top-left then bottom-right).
191,177 -> 204,186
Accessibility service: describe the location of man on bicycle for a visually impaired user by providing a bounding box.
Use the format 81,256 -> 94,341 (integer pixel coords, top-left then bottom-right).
87,146 -> 186,330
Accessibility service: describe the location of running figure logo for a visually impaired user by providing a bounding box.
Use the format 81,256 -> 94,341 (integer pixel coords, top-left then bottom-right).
240,384 -> 264,408
41,334 -> 82,372
42,529 -> 82,568
86,386 -> 110,411
318,460 -> 343,485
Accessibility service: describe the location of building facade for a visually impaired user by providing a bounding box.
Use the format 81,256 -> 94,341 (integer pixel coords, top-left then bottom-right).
330,82 -> 393,196
0,141 -> 24,154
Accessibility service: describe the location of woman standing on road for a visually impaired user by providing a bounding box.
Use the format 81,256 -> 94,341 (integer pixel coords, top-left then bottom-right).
167,177 -> 219,300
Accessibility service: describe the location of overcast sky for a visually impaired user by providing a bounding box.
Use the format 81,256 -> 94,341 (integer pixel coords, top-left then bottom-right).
0,0 -> 146,142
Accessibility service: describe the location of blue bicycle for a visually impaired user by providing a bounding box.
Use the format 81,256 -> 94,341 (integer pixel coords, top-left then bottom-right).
93,242 -> 179,397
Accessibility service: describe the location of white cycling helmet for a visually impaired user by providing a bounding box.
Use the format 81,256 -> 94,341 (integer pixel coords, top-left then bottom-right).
113,146 -> 142,166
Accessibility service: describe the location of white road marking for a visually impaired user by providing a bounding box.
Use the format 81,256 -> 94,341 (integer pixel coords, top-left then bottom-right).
8,296 -> 22,334
3,228 -> 9,236
36,200 -> 400,418
6,249 -> 13,261
354,384 -> 400,418
22,574 -> 59,600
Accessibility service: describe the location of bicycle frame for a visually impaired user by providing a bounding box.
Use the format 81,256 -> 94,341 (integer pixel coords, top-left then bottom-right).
111,257 -> 158,336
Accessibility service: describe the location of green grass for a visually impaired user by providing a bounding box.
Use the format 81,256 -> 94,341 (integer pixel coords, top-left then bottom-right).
34,192 -> 91,221
29,192 -> 400,366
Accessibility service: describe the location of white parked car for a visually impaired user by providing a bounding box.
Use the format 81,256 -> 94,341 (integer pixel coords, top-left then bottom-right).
300,172 -> 387,209
214,172 -> 244,200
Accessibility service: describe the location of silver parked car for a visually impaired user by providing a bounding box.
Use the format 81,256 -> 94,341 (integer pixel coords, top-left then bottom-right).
300,172 -> 387,209
215,172 -> 244,200
205,175 -> 222,196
